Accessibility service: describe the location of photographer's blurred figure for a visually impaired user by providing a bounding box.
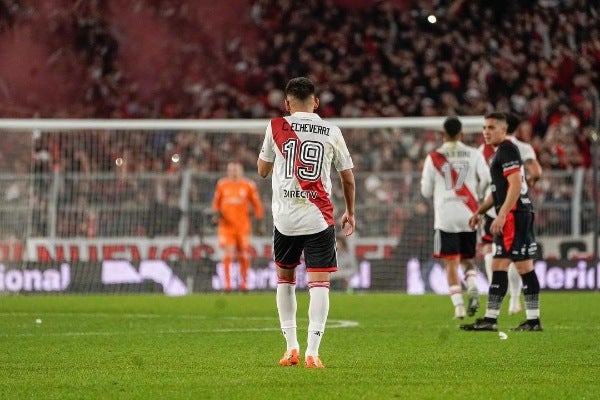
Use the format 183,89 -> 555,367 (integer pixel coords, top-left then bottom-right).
212,161 -> 264,292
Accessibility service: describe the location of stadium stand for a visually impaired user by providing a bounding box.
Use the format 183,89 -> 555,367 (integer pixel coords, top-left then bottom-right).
0,2 -> 597,126
0,1 -> 598,293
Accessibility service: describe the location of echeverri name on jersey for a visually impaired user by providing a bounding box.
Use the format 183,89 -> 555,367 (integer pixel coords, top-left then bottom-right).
280,121 -> 330,136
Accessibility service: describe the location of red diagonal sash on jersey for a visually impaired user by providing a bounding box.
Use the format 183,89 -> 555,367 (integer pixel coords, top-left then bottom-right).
429,151 -> 479,213
482,143 -> 495,165
270,117 -> 334,225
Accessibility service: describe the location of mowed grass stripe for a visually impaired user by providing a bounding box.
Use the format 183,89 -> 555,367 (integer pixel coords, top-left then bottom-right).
0,292 -> 598,399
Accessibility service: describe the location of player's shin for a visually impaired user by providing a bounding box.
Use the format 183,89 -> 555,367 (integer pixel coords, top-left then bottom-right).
485,270 -> 508,320
521,270 -> 541,320
277,278 -> 299,351
306,281 -> 330,356
508,264 -> 523,313
484,251 -> 493,283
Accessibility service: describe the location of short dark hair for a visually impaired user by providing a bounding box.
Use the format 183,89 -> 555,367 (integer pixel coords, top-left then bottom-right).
505,113 -> 521,134
443,116 -> 462,137
285,77 -> 315,101
484,112 -> 507,122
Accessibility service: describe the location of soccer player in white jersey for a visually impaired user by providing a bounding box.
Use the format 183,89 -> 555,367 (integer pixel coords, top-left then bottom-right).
257,77 -> 355,369
420,117 -> 491,319
478,113 -> 542,314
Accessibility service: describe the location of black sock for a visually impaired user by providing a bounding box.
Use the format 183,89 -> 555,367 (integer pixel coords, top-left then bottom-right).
486,270 -> 508,318
521,270 -> 540,320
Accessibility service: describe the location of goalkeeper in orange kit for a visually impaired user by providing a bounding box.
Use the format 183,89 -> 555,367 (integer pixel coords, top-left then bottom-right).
212,161 -> 264,291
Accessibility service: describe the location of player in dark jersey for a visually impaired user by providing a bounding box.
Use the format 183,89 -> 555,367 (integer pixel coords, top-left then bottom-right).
478,113 -> 543,315
461,112 -> 542,332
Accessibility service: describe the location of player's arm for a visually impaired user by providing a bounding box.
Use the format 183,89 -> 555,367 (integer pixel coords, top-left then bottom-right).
257,158 -> 273,178
490,171 -> 522,235
475,153 -> 491,199
524,159 -> 542,187
339,168 -> 356,236
468,194 -> 494,229
258,123 -> 275,178
419,156 -> 434,198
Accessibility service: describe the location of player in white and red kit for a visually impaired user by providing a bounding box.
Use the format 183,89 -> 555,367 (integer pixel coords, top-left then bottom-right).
421,117 -> 491,319
258,77 -> 355,368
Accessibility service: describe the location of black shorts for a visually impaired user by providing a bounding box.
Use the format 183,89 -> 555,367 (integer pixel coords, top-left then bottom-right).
273,225 -> 338,273
481,215 -> 494,244
493,211 -> 537,261
433,230 -> 477,259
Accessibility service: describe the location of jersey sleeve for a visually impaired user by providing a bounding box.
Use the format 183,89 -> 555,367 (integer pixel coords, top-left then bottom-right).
475,152 -> 491,199
259,121 -> 276,163
332,128 -> 354,171
520,143 -> 537,162
419,155 -> 434,198
499,144 -> 522,177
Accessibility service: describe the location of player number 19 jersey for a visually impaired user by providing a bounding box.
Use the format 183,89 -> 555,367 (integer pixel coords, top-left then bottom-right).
259,112 -> 354,236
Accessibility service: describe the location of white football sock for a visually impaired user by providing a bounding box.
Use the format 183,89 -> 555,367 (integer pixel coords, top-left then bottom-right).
484,252 -> 493,283
508,263 -> 522,308
465,270 -> 477,293
276,283 -> 299,351
449,285 -> 463,307
306,285 -> 329,356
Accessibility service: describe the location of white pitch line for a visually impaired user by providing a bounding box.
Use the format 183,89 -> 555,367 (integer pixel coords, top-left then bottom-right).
0,316 -> 358,338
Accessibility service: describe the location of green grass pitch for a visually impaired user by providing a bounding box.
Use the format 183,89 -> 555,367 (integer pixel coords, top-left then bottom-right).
1,292 -> 598,399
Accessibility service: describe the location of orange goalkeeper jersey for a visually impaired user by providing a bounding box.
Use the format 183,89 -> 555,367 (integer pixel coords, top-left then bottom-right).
212,177 -> 264,235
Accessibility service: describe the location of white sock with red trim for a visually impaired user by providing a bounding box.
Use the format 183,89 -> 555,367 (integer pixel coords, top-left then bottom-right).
449,285 -> 463,307
277,279 -> 299,351
306,282 -> 329,357
465,270 -> 478,293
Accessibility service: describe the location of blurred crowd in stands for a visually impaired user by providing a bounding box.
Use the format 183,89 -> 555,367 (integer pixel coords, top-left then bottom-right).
0,0 -> 598,175
0,0 -> 599,240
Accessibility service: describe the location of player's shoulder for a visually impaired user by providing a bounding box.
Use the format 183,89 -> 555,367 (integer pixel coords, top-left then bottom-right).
270,116 -> 288,124
499,139 -> 518,151
457,141 -> 480,153
497,140 -> 521,160
441,141 -> 480,159
267,116 -> 287,131
509,136 -> 536,158
508,135 -> 531,148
